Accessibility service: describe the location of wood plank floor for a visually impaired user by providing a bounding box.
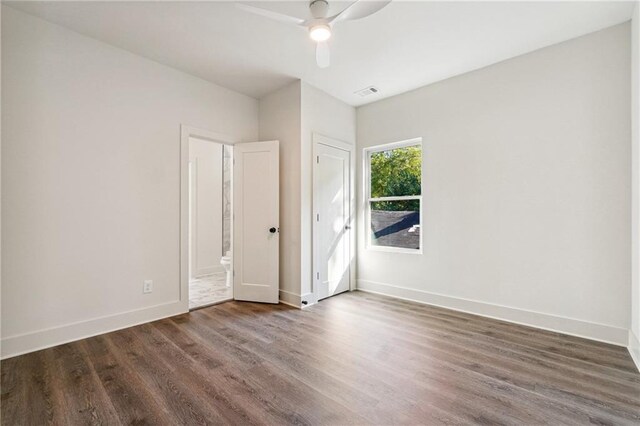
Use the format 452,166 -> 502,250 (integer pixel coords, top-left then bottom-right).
2,291 -> 640,425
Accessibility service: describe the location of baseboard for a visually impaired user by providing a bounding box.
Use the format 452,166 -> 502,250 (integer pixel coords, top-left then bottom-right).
357,279 -> 628,346
629,330 -> 640,372
194,265 -> 225,278
279,290 -> 301,308
1,300 -> 186,359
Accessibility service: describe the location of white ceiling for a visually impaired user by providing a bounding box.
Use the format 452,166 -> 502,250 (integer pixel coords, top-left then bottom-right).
6,1 -> 636,106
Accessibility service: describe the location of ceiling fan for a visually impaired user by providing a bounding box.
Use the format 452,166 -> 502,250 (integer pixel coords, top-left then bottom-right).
236,0 -> 392,68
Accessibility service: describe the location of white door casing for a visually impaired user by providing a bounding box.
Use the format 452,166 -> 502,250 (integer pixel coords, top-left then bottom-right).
313,134 -> 354,301
233,140 -> 280,303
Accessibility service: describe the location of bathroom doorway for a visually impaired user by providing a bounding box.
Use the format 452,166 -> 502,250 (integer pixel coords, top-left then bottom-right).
188,136 -> 233,309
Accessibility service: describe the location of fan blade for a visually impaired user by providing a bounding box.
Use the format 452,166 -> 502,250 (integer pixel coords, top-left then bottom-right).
236,3 -> 306,26
316,42 -> 330,68
329,0 -> 391,23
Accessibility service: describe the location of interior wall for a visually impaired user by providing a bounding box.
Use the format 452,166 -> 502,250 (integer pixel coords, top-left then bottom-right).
1,6 -> 258,358
300,82 -> 356,303
631,2 -> 640,367
1,4 -> 3,354
258,81 -> 302,307
189,137 -> 224,278
356,23 -> 631,345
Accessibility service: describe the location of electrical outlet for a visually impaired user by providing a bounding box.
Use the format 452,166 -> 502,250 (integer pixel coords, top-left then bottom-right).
143,280 -> 153,294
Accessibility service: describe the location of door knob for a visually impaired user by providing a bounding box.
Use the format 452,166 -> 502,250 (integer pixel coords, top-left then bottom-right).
269,227 -> 277,234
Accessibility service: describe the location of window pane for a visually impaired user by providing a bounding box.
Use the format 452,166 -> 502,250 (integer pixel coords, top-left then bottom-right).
370,145 -> 422,198
370,200 -> 420,250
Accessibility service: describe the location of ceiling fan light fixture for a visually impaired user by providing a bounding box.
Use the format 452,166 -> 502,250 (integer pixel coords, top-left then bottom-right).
309,24 -> 331,42
237,0 -> 393,68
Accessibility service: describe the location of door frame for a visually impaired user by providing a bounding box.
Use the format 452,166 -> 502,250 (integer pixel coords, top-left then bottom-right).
180,125 -> 235,311
312,133 -> 356,304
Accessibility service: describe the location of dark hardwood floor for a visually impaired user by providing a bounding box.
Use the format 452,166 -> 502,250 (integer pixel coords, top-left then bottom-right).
2,291 -> 640,425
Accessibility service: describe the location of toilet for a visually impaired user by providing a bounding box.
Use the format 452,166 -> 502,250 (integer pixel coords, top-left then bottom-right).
220,251 -> 232,287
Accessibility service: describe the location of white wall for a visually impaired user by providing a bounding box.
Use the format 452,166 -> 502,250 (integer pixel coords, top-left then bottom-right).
300,82 -> 356,303
1,4 -> 3,355
630,2 -> 640,367
258,81 -> 355,306
357,23 -> 631,345
189,137 -> 224,278
1,6 -> 258,358
259,81 -> 302,306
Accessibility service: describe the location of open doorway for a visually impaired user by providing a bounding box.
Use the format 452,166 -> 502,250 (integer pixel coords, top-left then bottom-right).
188,136 -> 233,309
180,125 -> 280,308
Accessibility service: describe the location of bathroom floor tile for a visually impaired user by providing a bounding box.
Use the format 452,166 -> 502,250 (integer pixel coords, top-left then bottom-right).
189,272 -> 231,309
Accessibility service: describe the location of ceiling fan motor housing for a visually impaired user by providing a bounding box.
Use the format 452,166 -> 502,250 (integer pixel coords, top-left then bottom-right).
310,0 -> 330,19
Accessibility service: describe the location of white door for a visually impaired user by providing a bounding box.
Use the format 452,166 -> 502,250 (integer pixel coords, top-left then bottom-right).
233,140 -> 279,303
315,142 -> 351,300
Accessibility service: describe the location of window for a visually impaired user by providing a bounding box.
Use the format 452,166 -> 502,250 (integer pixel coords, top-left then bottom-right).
365,139 -> 422,252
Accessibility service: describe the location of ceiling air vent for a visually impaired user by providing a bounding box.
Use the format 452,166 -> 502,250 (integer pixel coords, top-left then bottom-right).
354,86 -> 379,97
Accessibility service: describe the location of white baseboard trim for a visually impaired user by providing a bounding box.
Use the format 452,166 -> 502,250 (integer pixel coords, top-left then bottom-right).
629,330 -> 640,372
1,300 -> 186,359
357,279 -> 628,346
194,265 -> 225,278
279,290 -> 301,308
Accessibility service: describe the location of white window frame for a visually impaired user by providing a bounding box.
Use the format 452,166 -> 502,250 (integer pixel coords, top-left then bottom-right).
364,137 -> 423,254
